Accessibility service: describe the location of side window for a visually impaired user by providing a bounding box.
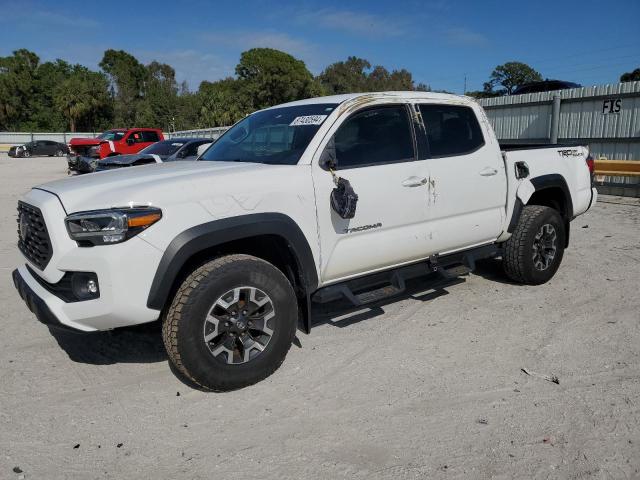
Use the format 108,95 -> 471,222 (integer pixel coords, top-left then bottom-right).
418,104 -> 484,157
141,131 -> 160,142
128,131 -> 143,143
333,105 -> 414,169
180,142 -> 201,157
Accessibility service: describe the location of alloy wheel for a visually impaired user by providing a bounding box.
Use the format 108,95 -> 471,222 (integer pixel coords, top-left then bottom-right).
203,286 -> 275,364
532,223 -> 557,271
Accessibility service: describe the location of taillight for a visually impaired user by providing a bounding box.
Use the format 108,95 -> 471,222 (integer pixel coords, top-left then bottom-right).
585,155 -> 595,174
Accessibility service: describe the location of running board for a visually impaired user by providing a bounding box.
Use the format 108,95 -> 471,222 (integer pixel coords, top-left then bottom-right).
312,244 -> 499,308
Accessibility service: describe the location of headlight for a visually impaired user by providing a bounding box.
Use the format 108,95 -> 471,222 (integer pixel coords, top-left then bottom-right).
65,207 -> 162,246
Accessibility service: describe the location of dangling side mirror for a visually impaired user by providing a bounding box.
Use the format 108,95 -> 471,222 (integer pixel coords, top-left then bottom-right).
319,137 -> 337,171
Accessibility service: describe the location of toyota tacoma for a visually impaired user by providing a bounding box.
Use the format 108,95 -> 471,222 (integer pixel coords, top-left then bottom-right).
12,92 -> 597,390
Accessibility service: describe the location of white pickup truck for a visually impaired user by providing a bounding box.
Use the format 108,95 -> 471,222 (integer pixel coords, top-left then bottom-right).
13,92 -> 597,390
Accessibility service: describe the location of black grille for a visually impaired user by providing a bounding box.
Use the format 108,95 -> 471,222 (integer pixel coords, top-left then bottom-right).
17,201 -> 53,270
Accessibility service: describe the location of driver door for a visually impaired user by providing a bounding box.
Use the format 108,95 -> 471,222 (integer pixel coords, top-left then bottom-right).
311,104 -> 431,284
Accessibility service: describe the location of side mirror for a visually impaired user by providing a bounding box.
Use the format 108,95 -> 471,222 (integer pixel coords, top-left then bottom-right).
319,137 -> 337,170
126,138 -> 134,145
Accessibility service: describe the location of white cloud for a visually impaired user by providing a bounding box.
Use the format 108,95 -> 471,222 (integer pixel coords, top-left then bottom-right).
294,8 -> 409,37
199,30 -> 332,75
200,31 -> 316,60
0,5 -> 99,28
445,27 -> 489,47
134,49 -> 235,89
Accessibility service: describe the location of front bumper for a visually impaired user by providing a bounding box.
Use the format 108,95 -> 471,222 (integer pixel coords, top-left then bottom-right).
13,189 -> 165,331
67,155 -> 97,173
12,268 -> 80,333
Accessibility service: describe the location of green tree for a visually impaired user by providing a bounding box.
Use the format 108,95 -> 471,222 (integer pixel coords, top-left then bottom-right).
30,59 -> 74,130
198,78 -> 251,127
0,49 -> 40,130
99,49 -> 147,126
136,61 -> 179,129
484,61 -> 543,95
53,66 -> 111,132
620,68 -> 640,82
236,48 -> 322,109
318,56 -> 428,93
318,57 -> 371,93
466,89 -> 501,99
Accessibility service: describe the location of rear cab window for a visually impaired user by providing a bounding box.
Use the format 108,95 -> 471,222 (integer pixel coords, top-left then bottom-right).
141,131 -> 160,142
418,104 -> 484,157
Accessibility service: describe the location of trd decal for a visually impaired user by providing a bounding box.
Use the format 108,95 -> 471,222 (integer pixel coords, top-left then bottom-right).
557,149 -> 582,157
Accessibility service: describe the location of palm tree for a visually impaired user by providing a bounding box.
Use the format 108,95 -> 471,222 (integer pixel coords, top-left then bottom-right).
54,68 -> 109,132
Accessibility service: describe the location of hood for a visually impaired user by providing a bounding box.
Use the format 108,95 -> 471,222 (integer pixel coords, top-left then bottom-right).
98,154 -> 158,166
36,160 -> 286,213
69,137 -> 103,146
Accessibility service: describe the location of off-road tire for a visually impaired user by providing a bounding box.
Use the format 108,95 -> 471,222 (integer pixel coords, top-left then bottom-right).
162,254 -> 298,391
503,205 -> 565,285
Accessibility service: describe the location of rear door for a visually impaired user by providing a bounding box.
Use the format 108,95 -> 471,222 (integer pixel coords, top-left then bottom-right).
32,141 -> 47,155
416,103 -> 506,253
43,141 -> 58,155
312,104 -> 432,283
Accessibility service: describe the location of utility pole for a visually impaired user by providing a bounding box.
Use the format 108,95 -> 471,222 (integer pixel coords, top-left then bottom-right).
463,74 -> 467,95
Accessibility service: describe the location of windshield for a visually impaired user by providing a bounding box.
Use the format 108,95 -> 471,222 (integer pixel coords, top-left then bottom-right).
140,140 -> 186,156
98,130 -> 125,141
199,103 -> 337,165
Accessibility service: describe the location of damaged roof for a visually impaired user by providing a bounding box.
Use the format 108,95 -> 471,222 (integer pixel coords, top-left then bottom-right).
270,91 -> 474,110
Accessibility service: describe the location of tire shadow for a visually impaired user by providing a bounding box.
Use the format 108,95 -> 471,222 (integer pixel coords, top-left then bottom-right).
48,320 -> 167,365
472,258 -> 520,285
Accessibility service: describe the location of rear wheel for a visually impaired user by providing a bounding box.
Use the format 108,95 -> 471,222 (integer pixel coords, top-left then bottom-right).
162,254 -> 298,391
503,205 -> 565,285
55,149 -> 64,157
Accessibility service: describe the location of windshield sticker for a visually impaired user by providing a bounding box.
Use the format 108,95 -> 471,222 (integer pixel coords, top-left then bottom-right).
290,115 -> 327,126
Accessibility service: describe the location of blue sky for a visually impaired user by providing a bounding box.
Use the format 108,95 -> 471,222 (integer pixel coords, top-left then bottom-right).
1,0 -> 638,93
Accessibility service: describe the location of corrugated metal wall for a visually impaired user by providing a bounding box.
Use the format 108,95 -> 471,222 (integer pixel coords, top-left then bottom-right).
166,127 -> 229,140
0,132 -> 96,144
478,81 -> 640,161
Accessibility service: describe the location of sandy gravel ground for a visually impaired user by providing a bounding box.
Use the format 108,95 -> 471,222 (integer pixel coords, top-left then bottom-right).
1,155 -> 639,479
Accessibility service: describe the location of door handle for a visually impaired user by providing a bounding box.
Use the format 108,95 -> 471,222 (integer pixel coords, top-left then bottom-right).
479,167 -> 498,176
402,176 -> 428,187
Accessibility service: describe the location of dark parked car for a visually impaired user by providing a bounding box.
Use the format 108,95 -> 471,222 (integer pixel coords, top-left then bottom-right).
94,138 -> 212,172
513,80 -> 582,95
8,140 -> 69,158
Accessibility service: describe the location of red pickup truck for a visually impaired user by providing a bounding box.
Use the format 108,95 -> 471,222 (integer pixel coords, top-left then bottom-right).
67,128 -> 164,173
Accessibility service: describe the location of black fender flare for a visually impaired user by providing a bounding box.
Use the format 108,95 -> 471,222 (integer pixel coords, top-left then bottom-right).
146,212 -> 319,314
529,174 -> 573,219
507,173 -> 573,246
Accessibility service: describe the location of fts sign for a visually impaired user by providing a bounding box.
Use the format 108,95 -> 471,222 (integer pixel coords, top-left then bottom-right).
602,98 -> 622,114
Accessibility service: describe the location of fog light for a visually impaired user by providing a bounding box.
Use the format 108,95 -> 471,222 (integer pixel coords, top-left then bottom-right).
71,272 -> 100,300
87,279 -> 98,294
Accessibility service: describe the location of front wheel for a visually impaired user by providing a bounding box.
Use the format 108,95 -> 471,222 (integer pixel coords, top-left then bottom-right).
22,150 -> 31,158
55,149 -> 64,157
162,254 -> 298,391
502,205 -> 566,285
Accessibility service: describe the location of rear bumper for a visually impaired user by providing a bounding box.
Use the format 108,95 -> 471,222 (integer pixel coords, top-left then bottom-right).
589,187 -> 598,210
